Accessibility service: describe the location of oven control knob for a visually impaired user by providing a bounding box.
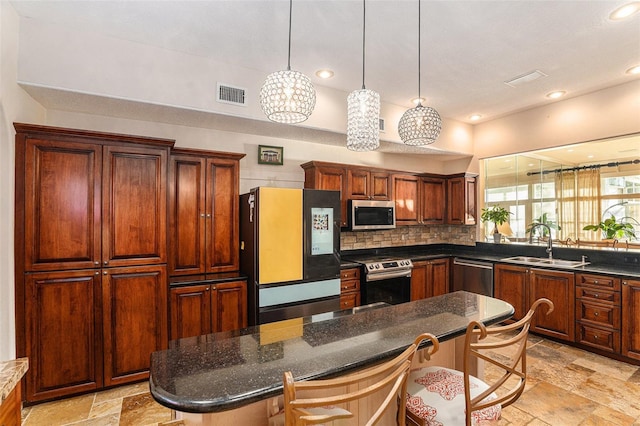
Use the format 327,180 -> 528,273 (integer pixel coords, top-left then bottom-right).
375,264 -> 380,269
369,265 -> 374,270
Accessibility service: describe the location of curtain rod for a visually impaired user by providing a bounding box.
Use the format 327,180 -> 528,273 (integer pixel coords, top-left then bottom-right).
526,159 -> 640,176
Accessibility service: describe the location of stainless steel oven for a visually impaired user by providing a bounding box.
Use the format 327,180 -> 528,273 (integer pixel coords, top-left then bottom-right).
355,257 -> 413,305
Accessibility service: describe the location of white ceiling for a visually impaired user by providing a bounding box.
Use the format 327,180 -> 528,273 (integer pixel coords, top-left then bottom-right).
10,0 -> 640,126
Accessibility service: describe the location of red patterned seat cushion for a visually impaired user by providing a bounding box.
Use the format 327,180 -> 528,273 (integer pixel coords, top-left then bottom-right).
406,367 -> 501,425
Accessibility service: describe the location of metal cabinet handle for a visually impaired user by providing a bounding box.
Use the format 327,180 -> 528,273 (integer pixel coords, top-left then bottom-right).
594,311 -> 599,316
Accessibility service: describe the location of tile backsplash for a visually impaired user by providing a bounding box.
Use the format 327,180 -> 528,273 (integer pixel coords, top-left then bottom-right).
340,225 -> 476,251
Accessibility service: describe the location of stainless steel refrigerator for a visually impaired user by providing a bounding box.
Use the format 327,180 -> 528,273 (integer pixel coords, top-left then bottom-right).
240,187 -> 341,325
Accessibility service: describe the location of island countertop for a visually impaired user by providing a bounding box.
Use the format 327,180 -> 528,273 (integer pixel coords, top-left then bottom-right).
150,291 -> 514,413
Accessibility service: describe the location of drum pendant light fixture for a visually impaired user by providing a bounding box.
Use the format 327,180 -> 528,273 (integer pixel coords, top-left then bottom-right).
260,0 -> 316,124
398,0 -> 441,145
347,0 -> 380,151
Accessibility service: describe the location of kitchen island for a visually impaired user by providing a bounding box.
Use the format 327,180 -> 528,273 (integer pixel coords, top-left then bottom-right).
150,291 -> 513,425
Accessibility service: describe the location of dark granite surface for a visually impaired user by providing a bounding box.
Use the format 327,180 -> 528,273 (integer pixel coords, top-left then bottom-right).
341,243 -> 640,278
149,291 -> 513,413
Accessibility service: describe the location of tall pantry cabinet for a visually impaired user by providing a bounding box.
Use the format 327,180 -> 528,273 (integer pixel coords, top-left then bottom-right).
14,123 -> 173,403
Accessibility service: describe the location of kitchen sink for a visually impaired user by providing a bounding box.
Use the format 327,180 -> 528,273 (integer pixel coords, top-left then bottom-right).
501,256 -> 590,268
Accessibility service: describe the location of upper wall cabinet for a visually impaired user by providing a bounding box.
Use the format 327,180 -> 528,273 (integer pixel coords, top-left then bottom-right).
168,148 -> 245,276
347,169 -> 391,201
446,175 -> 477,225
301,162 -> 349,227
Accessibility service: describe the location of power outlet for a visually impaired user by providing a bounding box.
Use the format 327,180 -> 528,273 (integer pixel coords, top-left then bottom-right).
623,256 -> 640,264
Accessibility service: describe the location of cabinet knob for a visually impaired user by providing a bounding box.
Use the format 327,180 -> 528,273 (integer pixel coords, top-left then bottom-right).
206,214 -> 212,218
95,271 -> 100,275
594,335 -> 598,340
103,271 -> 108,275
94,261 -> 100,266
201,213 -> 205,218
623,281 -> 628,286
206,287 -> 210,291
103,261 -> 108,265
594,280 -> 599,285
594,294 -> 599,298
594,311 -> 599,316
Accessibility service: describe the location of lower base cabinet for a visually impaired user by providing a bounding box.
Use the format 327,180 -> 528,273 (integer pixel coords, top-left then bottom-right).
23,265 -> 168,402
622,279 -> 640,361
170,280 -> 247,340
0,382 -> 21,426
340,268 -> 361,309
410,258 -> 450,301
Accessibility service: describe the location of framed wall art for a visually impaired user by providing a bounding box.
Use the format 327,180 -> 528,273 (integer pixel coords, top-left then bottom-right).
258,145 -> 284,165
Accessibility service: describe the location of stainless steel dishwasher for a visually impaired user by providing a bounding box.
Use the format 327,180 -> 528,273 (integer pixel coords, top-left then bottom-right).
452,258 -> 494,296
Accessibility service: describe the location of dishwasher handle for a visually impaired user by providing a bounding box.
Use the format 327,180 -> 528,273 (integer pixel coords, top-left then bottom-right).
453,258 -> 494,270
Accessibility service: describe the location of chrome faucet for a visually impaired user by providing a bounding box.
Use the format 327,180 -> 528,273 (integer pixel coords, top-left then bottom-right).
529,223 -> 553,260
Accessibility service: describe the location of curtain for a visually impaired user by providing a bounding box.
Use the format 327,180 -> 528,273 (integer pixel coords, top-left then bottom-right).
555,171 -> 576,240
576,168 -> 601,240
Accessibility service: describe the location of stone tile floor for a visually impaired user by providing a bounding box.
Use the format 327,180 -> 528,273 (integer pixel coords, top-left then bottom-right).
20,333 -> 640,425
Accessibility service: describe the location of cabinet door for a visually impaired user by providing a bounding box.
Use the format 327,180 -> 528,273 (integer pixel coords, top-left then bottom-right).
206,158 -> 240,273
347,169 -> 370,200
430,258 -> 450,297
494,264 -> 528,322
102,145 -> 167,267
169,155 -> 206,276
170,285 -> 211,340
419,177 -> 446,224
25,270 -> 102,402
446,176 -> 476,225
393,174 -> 419,225
622,279 -> 640,361
211,281 -> 248,332
410,261 -> 428,301
310,166 -> 348,227
530,268 -> 575,341
102,265 -> 167,386
370,172 -> 391,200
23,138 -> 102,271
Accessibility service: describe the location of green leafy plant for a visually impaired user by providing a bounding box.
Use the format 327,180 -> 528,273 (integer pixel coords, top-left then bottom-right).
527,213 -> 561,238
480,205 -> 512,235
583,215 -> 637,240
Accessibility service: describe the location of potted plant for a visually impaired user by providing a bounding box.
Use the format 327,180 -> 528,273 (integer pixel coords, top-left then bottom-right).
480,205 -> 512,243
583,214 -> 637,241
527,213 -> 561,239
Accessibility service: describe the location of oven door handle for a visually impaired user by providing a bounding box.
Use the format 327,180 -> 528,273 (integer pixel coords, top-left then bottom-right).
365,269 -> 412,282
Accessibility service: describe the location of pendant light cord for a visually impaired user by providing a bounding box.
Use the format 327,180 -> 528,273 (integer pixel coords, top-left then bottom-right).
417,0 -> 421,104
362,0 -> 366,90
287,0 -> 293,71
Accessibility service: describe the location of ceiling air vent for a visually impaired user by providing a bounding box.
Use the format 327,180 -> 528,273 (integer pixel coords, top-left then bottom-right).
504,70 -> 547,88
379,118 -> 386,132
217,83 -> 246,106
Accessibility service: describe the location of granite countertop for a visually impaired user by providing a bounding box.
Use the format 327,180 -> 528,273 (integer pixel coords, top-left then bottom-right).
340,243 -> 640,278
0,358 -> 28,405
149,291 -> 513,414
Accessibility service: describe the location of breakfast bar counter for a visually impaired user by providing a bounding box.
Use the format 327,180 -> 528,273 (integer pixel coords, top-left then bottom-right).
150,291 -> 513,421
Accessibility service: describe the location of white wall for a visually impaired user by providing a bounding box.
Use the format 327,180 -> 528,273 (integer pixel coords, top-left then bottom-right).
0,2 -> 46,361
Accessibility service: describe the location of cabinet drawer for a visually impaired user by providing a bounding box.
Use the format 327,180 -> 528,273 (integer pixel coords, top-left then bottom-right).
577,323 -> 620,353
576,274 -> 620,291
576,286 -> 620,304
340,292 -> 360,310
576,299 -> 620,329
341,268 -> 361,281
340,279 -> 360,293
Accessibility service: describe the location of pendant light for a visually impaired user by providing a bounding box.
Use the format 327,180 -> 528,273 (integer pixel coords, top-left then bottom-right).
260,0 -> 316,124
347,0 -> 380,152
398,0 -> 441,146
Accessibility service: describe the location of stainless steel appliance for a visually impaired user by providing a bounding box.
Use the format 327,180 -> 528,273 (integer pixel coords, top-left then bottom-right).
452,258 -> 494,296
349,200 -> 396,231
240,188 -> 341,325
353,256 -> 413,305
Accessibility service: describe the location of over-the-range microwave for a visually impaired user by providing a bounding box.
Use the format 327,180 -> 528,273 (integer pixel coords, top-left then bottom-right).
349,199 -> 396,231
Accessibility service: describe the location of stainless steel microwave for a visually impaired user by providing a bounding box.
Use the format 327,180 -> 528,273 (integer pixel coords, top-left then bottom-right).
349,200 -> 396,230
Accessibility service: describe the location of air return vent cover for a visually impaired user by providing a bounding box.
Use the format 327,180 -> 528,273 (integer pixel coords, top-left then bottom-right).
217,83 -> 247,106
504,70 -> 547,88
379,118 -> 386,132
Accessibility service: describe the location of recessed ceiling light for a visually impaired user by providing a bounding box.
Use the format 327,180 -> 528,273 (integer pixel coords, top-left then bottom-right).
626,65 -> 640,75
528,163 -> 535,167
315,69 -> 334,79
567,149 -> 574,152
546,91 -> 566,99
587,154 -> 594,158
609,2 -> 640,20
469,114 -> 482,121
411,97 -> 426,105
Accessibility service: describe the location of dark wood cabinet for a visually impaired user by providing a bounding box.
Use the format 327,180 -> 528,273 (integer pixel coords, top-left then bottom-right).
340,268 -> 361,309
168,149 -> 244,276
0,381 -> 21,426
576,273 -> 621,353
15,123 -> 174,402
25,270 -> 103,402
170,280 -> 247,340
622,279 -> 640,361
347,169 -> 390,200
410,258 -> 450,301
446,175 -> 477,225
301,162 -> 348,227
392,174 -> 420,225
419,177 -> 446,224
102,265 -> 168,386
494,264 -> 573,341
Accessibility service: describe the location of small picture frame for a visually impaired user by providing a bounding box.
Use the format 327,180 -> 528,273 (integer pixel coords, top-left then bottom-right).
258,145 -> 284,165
